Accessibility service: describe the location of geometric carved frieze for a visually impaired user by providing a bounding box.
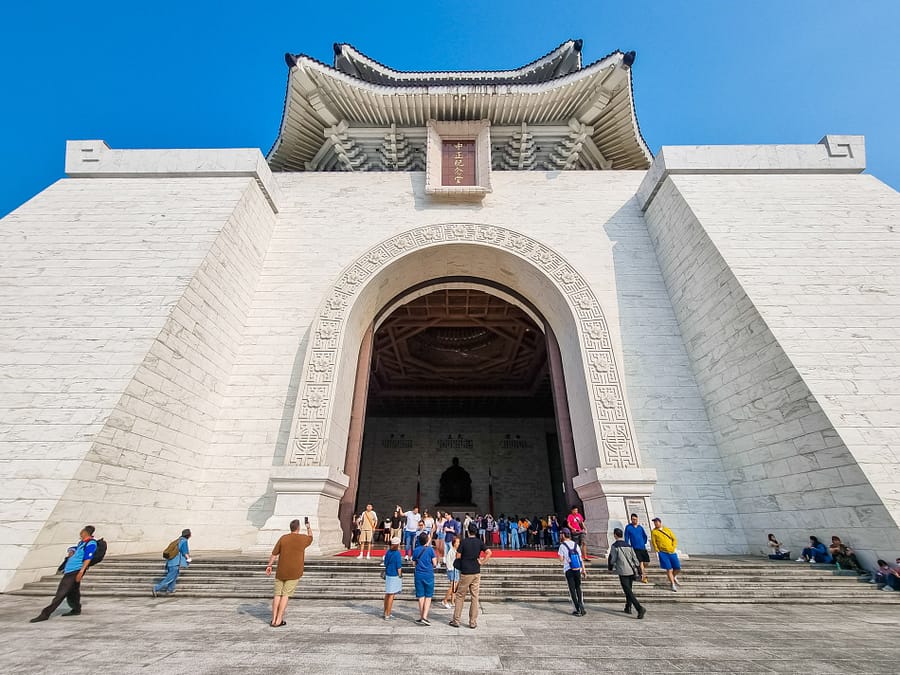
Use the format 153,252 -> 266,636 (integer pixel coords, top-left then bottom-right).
288,223 -> 640,469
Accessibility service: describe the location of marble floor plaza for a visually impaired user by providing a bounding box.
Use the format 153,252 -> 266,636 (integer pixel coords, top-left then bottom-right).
0,595 -> 896,674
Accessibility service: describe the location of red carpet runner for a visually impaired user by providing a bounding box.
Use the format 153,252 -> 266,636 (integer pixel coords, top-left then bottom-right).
336,549 -> 563,559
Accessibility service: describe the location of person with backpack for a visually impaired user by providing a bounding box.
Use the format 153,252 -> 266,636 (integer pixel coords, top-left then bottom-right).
608,527 -> 646,619
152,528 -> 192,596
30,525 -> 102,622
557,528 -> 586,616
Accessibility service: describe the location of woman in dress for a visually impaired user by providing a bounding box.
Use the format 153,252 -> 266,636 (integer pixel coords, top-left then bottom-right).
382,537 -> 403,620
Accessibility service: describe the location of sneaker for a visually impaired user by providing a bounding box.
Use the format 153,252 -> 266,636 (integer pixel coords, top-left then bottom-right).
571,609 -> 581,615
61,610 -> 80,617
366,553 -> 371,559
421,618 -> 431,626
357,553 -> 363,559
29,615 -> 48,623
623,608 -> 633,615
637,608 -> 646,620
882,586 -> 895,592
795,557 -> 805,562
809,559 -> 816,564
671,584 -> 678,592
441,601 -> 452,610
415,618 -> 429,626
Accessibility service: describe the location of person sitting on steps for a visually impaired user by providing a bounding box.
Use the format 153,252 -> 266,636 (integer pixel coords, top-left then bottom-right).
796,536 -> 832,563
766,534 -> 790,560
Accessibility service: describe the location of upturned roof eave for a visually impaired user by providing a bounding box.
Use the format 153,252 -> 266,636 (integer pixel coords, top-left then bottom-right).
333,39 -> 584,83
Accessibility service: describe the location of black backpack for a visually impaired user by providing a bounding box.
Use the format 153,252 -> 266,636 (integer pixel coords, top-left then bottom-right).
56,537 -> 107,573
89,538 -> 107,567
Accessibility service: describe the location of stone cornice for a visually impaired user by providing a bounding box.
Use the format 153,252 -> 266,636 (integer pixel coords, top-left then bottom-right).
637,135 -> 867,211
65,140 -> 282,213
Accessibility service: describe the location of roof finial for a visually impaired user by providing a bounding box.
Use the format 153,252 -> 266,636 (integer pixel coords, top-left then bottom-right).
623,51 -> 636,67
284,53 -> 298,68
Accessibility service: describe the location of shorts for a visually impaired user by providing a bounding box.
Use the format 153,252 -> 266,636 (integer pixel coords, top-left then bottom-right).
658,551 -> 681,570
634,548 -> 650,564
384,575 -> 402,595
273,578 -> 299,597
446,568 -> 460,583
571,532 -> 583,546
359,529 -> 373,544
414,575 -> 435,598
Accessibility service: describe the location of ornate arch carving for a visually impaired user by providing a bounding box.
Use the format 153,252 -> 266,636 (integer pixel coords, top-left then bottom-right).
289,223 -> 640,469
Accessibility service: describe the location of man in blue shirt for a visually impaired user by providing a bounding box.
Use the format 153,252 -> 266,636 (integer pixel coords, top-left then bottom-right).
623,513 -> 650,583
153,529 -> 192,596
30,525 -> 98,622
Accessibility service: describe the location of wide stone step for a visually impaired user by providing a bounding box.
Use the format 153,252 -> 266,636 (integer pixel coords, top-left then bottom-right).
11,555 -> 892,605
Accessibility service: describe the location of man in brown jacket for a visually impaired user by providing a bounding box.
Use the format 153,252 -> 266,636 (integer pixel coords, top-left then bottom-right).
265,518 -> 313,627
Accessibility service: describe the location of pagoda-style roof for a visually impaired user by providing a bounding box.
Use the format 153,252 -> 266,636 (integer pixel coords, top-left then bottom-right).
268,40 -> 651,173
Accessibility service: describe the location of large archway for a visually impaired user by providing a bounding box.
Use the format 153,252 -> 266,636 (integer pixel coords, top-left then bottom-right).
258,224 -> 656,554
350,283 -> 570,541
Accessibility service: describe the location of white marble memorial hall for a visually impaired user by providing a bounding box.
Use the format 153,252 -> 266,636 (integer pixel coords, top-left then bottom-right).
1,40 -> 898,591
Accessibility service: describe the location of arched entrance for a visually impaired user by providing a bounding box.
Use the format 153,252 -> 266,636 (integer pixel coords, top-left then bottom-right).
348,282 -> 573,544
256,224 -> 656,554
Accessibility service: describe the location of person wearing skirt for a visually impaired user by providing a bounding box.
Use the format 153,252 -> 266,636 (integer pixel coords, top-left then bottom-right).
383,537 -> 403,620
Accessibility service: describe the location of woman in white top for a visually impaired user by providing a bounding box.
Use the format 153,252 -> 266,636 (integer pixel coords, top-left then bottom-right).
440,535 -> 460,609
767,533 -> 789,560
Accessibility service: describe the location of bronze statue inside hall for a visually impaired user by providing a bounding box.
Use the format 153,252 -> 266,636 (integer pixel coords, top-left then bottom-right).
438,456 -> 475,507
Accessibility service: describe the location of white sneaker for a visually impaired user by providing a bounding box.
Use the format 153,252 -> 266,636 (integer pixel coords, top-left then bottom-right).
671,584 -> 677,592
882,586 -> 895,592
357,553 -> 363,559
795,557 -> 805,562
809,559 -> 816,564
366,553 -> 370,559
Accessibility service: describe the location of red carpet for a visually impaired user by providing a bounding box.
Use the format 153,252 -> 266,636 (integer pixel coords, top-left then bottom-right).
336,549 -> 566,559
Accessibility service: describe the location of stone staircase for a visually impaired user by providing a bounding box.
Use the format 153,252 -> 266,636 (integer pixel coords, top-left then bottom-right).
10,553 -> 898,605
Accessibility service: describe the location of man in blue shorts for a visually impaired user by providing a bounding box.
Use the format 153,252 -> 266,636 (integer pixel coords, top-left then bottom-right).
412,533 -> 437,625
650,517 -> 681,592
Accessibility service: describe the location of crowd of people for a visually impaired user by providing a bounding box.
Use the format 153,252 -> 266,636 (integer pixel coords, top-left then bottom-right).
352,506 -> 589,555
26,517 -> 900,628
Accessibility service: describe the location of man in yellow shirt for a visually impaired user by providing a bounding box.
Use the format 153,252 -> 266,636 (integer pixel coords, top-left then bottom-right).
650,517 -> 681,592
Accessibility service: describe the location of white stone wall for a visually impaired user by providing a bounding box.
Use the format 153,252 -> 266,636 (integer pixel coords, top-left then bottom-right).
644,172 -> 900,563
357,417 -> 557,519
205,170 -> 741,554
0,176 -> 275,590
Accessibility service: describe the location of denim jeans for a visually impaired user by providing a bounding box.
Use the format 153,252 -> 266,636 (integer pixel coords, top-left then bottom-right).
499,531 -> 508,549
509,531 -> 519,550
403,530 -> 416,556
154,561 -> 182,593
551,531 -> 560,547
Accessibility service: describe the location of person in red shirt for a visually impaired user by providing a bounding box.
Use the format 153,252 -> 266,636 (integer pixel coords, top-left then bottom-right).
566,506 -> 588,559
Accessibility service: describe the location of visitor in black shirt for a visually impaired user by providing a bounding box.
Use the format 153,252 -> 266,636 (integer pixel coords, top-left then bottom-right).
449,523 -> 492,628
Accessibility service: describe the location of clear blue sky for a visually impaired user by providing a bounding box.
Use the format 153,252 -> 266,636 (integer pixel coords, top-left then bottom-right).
1,1 -> 898,217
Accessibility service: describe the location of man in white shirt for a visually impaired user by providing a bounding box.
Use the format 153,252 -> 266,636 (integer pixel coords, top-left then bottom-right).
402,505 -> 421,561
